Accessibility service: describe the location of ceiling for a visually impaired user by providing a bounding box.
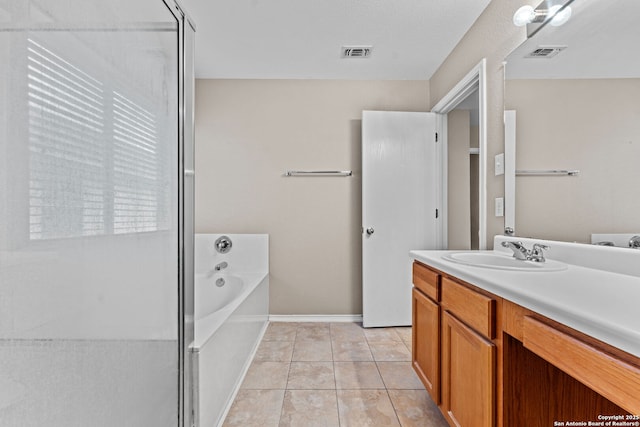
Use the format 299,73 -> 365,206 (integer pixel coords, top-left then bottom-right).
506,0 -> 640,79
179,0 -> 491,80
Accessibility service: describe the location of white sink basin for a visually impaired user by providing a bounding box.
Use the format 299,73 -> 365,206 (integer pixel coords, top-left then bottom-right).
442,252 -> 567,272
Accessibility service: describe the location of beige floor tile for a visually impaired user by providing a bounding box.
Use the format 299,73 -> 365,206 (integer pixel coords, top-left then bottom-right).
331,340 -> 373,361
279,390 -> 340,427
394,327 -> 413,343
287,362 -> 335,390
376,362 -> 425,389
263,322 -> 298,341
388,389 -> 448,427
334,362 -> 385,389
297,322 -> 331,328
254,340 -> 295,361
336,390 -> 401,427
330,323 -> 366,342
369,342 -> 411,361
292,339 -> 333,361
241,361 -> 290,389
223,389 -> 285,427
296,324 -> 331,341
403,339 -> 412,353
363,327 -> 402,343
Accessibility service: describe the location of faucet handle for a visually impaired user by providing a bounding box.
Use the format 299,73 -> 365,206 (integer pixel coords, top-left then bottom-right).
530,243 -> 549,262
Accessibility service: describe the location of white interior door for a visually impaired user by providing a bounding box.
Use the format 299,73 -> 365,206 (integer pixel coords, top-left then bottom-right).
362,110 -> 438,327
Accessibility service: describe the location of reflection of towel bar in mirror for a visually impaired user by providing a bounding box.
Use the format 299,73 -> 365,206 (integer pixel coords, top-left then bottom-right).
516,169 -> 579,176
284,170 -> 352,177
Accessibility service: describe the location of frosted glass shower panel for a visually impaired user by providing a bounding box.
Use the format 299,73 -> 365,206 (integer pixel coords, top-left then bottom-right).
0,0 -> 181,426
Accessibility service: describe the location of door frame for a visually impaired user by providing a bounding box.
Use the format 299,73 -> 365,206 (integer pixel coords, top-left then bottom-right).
431,59 -> 488,250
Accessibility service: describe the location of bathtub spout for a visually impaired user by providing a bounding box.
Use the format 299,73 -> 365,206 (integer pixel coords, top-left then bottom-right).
215,262 -> 228,271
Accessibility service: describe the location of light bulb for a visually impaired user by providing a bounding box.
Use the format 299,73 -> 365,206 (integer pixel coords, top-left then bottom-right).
549,5 -> 572,26
513,5 -> 535,27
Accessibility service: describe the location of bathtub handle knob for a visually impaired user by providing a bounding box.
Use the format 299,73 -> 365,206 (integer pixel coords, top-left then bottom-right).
215,236 -> 233,254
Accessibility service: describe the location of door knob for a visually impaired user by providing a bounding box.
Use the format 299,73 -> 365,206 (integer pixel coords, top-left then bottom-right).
366,227 -> 375,236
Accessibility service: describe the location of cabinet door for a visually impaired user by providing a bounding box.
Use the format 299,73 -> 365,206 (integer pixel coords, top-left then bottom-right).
442,311 -> 495,427
412,288 -> 440,403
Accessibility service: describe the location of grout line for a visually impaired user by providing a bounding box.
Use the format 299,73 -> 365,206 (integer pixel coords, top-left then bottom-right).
373,359 -> 388,390
277,354 -> 294,426
331,334 -> 342,427
276,388 -> 287,427
385,387 -> 404,427
244,323 -> 421,426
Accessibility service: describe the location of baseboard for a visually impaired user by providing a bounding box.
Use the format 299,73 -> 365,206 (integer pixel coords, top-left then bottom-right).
268,314 -> 363,323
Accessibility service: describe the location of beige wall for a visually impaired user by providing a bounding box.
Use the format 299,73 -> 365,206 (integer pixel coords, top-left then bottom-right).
429,0 -> 537,248
194,79 -> 429,315
447,109 -> 471,249
470,126 -> 479,250
506,78 -> 640,243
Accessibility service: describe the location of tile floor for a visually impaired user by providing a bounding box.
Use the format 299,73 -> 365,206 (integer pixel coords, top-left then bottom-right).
222,322 -> 449,427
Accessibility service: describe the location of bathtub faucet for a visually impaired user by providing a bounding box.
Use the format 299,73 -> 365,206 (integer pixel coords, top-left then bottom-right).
215,262 -> 228,271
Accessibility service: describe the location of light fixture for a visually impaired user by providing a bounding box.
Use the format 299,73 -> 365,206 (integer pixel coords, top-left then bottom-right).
513,5 -> 537,27
513,4 -> 572,27
548,4 -> 572,26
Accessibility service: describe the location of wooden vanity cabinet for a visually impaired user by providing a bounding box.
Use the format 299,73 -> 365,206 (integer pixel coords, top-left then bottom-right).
412,262 -> 497,427
412,262 -> 441,404
413,259 -> 640,427
503,300 -> 640,420
440,277 -> 496,427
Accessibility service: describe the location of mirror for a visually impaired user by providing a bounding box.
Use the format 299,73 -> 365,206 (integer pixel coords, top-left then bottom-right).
504,0 -> 640,246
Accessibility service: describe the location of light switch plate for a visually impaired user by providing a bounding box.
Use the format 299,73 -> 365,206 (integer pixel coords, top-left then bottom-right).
495,197 -> 504,217
495,153 -> 505,176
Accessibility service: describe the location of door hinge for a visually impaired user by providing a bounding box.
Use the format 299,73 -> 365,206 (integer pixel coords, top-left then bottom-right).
435,132 -> 438,142
435,209 -> 439,219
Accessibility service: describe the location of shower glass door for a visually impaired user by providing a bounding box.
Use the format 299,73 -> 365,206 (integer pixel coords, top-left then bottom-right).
0,1 -> 187,425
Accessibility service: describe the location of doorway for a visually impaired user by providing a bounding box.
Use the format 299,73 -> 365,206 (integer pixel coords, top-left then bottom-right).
431,60 -> 487,250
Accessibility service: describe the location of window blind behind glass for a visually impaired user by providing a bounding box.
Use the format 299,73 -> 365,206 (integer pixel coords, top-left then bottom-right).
27,38 -> 169,240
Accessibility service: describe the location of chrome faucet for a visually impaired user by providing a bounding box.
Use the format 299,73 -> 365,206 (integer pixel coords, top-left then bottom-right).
629,236 -> 640,249
501,241 -> 549,262
215,261 -> 228,271
501,241 -> 530,260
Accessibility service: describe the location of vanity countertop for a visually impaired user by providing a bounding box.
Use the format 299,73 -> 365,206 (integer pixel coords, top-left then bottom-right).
410,236 -> 640,359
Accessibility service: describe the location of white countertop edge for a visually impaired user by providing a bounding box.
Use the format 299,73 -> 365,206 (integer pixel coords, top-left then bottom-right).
410,249 -> 640,359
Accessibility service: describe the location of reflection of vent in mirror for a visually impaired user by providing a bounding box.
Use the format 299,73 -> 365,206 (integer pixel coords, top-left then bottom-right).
525,45 -> 567,58
341,46 -> 373,58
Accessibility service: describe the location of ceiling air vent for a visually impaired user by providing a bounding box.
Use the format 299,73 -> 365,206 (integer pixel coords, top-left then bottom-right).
341,45 -> 373,58
525,45 -> 567,58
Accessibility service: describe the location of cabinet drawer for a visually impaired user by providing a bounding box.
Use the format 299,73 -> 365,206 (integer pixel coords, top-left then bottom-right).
413,262 -> 440,301
441,277 -> 495,339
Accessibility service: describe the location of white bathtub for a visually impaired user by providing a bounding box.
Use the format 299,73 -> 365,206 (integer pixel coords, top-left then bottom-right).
192,234 -> 269,427
195,273 -> 246,320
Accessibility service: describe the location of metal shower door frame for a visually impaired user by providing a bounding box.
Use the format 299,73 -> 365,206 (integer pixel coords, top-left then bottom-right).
162,1 -> 196,426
